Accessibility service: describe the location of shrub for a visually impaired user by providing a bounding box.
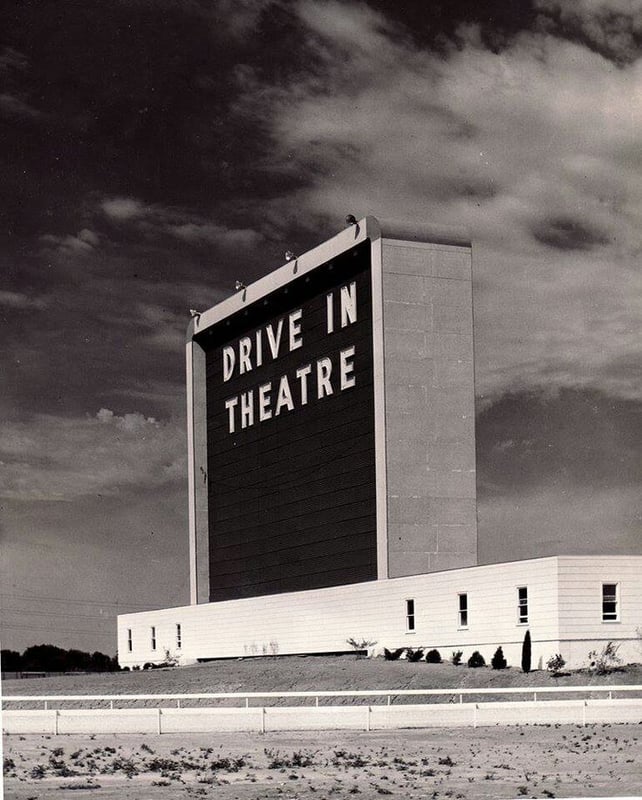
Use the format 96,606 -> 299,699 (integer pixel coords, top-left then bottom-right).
405,648 -> 424,662
426,649 -> 442,664
546,653 -> 566,676
451,650 -> 463,666
588,641 -> 622,675
467,651 -> 485,668
521,630 -> 531,673
383,648 -> 405,661
491,646 -> 507,670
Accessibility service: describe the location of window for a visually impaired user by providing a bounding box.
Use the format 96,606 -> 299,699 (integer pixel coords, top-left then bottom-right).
151,626 -> 157,650
602,583 -> 619,621
405,599 -> 416,632
458,593 -> 468,628
127,629 -> 133,652
517,586 -> 528,624
176,623 -> 182,649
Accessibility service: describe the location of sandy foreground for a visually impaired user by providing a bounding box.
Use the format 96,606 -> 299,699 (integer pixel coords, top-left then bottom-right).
3,724 -> 641,800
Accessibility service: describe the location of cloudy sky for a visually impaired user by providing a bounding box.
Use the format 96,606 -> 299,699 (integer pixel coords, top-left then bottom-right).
1,0 -> 640,655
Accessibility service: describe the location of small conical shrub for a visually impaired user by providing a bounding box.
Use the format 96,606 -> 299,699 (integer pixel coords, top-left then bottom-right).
521,630 -> 532,673
491,646 -> 507,670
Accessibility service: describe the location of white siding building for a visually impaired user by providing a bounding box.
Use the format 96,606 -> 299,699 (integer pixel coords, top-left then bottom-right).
118,555 -> 642,670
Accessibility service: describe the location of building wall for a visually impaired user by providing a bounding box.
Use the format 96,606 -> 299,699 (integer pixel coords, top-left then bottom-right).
556,556 -> 642,667
117,555 -> 642,670
381,238 -> 477,577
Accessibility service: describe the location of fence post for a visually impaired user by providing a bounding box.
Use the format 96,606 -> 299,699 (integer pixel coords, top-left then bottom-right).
246,698 -> 249,709
473,704 -> 478,729
110,700 -> 114,710
177,699 -> 181,709
157,708 -> 162,735
387,695 -> 391,706
44,700 -> 48,711
533,692 -> 537,702
582,700 -> 587,727
54,709 -> 59,736
260,707 -> 266,734
366,705 -> 371,732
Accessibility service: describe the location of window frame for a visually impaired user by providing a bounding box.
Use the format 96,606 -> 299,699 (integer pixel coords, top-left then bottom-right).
150,626 -> 157,651
457,592 -> 468,629
127,628 -> 133,652
405,598 -> 416,633
517,586 -> 529,625
601,582 -> 619,622
176,623 -> 182,649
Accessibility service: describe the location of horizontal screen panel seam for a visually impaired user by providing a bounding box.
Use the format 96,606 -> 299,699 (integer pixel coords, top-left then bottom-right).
211,435 -> 376,468
209,573 -> 378,593
209,455 -> 376,494
209,569 -> 378,594
210,483 -> 377,521
208,512 -> 377,540
210,550 -> 379,579
210,532 -> 377,560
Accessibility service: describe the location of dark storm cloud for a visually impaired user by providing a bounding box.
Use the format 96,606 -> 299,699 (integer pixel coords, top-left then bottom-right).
531,215 -> 611,251
476,386 -> 642,495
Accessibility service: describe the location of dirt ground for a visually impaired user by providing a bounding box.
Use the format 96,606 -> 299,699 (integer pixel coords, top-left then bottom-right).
3,723 -> 641,800
4,658 -> 642,701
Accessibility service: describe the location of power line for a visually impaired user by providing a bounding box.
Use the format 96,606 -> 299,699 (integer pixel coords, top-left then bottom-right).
0,592 -> 154,609
0,622 -> 115,637
1,609 -> 116,621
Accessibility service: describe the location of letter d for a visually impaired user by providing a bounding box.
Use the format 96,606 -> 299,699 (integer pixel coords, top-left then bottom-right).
223,346 -> 235,382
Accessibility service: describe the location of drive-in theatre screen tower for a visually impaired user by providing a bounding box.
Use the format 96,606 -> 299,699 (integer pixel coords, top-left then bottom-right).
118,217 -> 642,669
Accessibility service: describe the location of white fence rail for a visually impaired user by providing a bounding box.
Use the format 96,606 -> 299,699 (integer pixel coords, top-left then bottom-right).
3,686 -> 642,734
3,684 -> 642,709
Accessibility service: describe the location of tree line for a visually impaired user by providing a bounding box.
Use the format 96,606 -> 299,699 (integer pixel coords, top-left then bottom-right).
1,644 -> 119,673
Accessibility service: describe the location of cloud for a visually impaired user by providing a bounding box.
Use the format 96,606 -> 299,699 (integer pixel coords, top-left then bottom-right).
100,195 -> 263,251
535,0 -> 642,62
0,409 -> 186,501
0,92 -> 42,119
101,197 -> 147,221
0,291 -> 48,310
530,215 -> 610,250
170,221 -> 262,249
476,387 -> 642,494
478,484 -> 641,563
40,228 -> 100,256
476,386 -> 642,562
0,47 -> 29,74
238,1 -> 642,400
